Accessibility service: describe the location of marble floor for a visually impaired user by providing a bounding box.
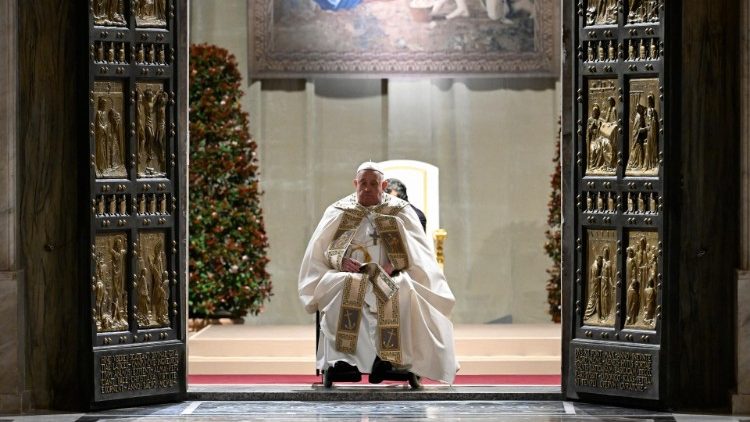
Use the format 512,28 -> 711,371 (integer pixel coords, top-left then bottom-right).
3,400 -> 748,421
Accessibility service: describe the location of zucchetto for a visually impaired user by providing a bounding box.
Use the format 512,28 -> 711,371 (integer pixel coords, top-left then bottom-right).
356,161 -> 383,175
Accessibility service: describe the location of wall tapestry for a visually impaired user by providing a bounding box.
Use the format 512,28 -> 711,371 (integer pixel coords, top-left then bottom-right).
248,0 -> 556,77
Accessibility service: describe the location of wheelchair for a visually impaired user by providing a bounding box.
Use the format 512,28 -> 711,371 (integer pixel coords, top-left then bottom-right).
316,311 -> 422,389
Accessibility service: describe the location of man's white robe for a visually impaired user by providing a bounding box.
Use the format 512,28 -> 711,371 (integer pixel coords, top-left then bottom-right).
298,194 -> 459,383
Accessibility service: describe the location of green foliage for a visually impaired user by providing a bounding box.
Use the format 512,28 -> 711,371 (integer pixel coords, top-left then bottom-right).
544,118 -> 562,323
188,43 -> 272,318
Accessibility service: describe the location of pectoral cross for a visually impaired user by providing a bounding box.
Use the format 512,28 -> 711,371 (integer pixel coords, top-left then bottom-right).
368,228 -> 380,246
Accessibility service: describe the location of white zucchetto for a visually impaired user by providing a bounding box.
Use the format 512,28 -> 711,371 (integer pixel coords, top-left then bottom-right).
356,161 -> 384,175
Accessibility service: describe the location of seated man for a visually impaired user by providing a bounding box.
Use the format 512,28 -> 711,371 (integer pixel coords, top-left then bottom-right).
298,162 -> 458,386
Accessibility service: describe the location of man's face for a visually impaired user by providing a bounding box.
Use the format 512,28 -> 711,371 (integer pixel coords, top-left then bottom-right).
354,170 -> 386,207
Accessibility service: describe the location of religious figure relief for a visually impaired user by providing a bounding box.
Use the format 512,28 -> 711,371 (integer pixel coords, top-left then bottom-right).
135,44 -> 168,66
627,0 -> 660,24
96,195 -> 129,216
94,233 -> 129,332
137,232 -> 170,327
93,81 -> 126,179
136,83 -> 168,177
626,39 -> 659,61
625,231 -> 659,329
627,79 -> 660,176
586,0 -> 618,26
583,230 -> 617,327
586,41 -> 618,62
135,0 -> 168,27
586,80 -> 620,175
584,192 -> 616,213
93,42 -> 128,64
93,0 -> 126,26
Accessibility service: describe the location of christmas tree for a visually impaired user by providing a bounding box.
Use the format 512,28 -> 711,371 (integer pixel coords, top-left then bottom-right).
544,118 -> 562,323
188,44 -> 272,319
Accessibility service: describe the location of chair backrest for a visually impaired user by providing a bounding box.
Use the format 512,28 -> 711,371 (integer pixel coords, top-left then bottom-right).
378,160 -> 440,237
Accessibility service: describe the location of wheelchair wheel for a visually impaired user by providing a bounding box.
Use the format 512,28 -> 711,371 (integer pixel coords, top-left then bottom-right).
323,370 -> 333,388
408,373 -> 422,390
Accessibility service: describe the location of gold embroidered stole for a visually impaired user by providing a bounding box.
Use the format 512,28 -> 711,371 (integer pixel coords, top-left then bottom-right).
327,194 -> 410,364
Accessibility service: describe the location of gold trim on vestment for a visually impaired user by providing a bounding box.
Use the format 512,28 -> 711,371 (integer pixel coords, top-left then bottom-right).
335,274 -> 367,354
330,194 -> 409,364
373,215 -> 409,271
377,290 -> 402,365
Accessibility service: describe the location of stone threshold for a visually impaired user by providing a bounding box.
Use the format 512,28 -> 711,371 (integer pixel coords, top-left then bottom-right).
188,384 -> 563,401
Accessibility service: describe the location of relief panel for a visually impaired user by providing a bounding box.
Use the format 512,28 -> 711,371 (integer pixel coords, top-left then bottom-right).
626,0 -> 661,24
586,79 -> 621,176
624,192 -> 659,214
624,231 -> 659,330
93,81 -> 127,179
626,78 -> 660,177
625,39 -> 660,61
585,0 -> 618,26
583,229 -> 618,327
583,191 -> 618,214
94,233 -> 129,332
584,40 -> 618,63
135,0 -> 168,27
93,41 -> 129,64
135,43 -> 169,66
136,82 -> 168,177
93,0 -> 127,26
137,231 -> 170,328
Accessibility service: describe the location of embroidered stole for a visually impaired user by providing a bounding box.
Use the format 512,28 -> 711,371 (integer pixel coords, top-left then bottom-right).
326,194 -> 410,364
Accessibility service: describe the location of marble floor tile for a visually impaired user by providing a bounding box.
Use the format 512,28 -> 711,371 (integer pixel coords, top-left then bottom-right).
2,400 -> 748,422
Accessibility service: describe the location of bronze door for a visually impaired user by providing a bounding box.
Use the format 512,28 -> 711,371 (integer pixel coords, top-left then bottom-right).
564,0 -> 667,405
86,0 -> 186,407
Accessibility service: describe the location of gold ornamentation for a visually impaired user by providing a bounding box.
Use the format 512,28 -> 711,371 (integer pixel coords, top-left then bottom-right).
625,231 -> 658,329
326,194 -> 409,270
93,81 -> 126,179
434,228 -> 447,270
335,274 -> 367,354
334,268 -> 403,365
137,232 -> 170,327
93,0 -> 126,26
95,233 -> 129,332
586,0 -> 618,26
135,0 -> 168,28
586,80 -> 620,175
93,42 -> 128,64
136,82 -> 168,177
583,229 -> 617,327
373,215 -> 409,271
626,79 -> 660,176
627,0 -> 660,24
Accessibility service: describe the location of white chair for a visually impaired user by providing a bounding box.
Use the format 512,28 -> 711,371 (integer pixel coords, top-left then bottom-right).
379,160 -> 446,271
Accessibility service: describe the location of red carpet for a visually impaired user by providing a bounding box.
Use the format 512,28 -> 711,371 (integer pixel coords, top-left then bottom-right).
189,374 -> 561,385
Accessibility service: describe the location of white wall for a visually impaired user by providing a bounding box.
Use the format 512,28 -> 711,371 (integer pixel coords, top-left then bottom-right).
190,0 -> 560,325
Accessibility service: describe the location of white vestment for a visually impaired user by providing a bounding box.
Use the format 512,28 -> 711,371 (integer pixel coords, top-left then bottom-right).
298,193 -> 459,383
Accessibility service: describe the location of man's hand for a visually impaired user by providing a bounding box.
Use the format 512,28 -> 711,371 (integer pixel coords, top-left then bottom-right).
382,261 -> 394,276
342,257 -> 363,273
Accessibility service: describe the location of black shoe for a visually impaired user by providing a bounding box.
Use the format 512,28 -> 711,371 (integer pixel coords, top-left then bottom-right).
369,356 -> 392,384
324,361 -> 362,385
